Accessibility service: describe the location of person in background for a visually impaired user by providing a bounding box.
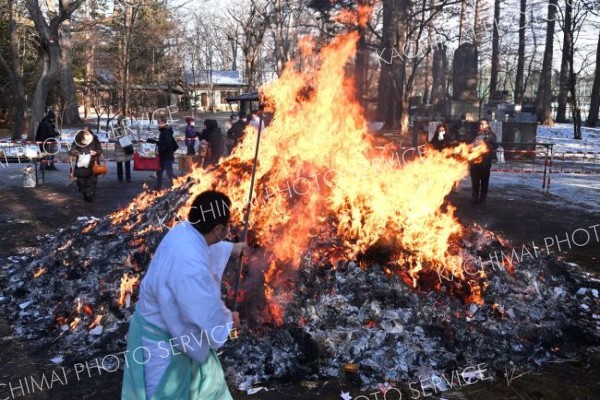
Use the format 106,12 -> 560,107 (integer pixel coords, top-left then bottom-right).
452,113 -> 473,144
185,116 -> 200,155
428,123 -> 454,151
147,116 -> 178,190
69,127 -> 103,204
470,118 -> 498,205
121,190 -> 246,400
110,116 -> 133,183
227,113 -> 247,154
201,119 -> 225,167
36,110 -> 60,170
248,110 -> 265,130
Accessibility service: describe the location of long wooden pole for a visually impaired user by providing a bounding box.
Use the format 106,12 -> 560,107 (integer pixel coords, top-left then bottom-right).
231,111 -> 264,312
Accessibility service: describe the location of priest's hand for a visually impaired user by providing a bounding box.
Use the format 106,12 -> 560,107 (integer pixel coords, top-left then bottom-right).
229,311 -> 241,339
231,242 -> 248,257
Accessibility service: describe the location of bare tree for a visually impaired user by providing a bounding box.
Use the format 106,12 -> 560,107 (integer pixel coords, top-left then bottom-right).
556,0 -> 572,122
269,0 -> 298,76
488,0 -> 501,97
458,0 -> 466,45
376,0 -> 409,131
586,30 -> 600,127
25,0 -> 83,139
534,0 -> 558,125
81,0 -> 97,119
514,0 -> 527,105
60,18 -> 81,125
0,0 -> 28,139
229,0 -> 271,91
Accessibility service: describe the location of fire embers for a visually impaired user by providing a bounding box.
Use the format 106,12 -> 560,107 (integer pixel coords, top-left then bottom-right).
118,274 -> 140,308
0,186 -> 190,358
221,239 -> 600,391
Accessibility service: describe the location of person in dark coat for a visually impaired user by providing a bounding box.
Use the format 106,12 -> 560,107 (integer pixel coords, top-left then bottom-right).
429,123 -> 454,151
226,114 -> 247,153
36,110 -> 60,170
452,114 -> 474,144
148,116 -> 179,190
201,119 -> 225,167
470,118 -> 498,205
69,127 -> 103,203
184,116 -> 200,155
109,117 -> 133,183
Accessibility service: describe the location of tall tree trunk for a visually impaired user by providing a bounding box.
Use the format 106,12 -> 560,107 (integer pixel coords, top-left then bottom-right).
489,0 -> 501,97
60,19 -> 81,126
230,37 -> 238,71
534,0 -> 558,125
26,0 -> 83,139
273,0 -> 292,76
458,0 -> 466,45
355,23 -> 368,108
30,44 -> 63,139
121,5 -> 132,117
82,0 -> 95,119
377,0 -> 408,132
84,42 -> 95,119
245,57 -> 255,91
556,0 -> 572,122
586,31 -> 600,127
473,0 -> 482,47
4,0 -> 27,139
514,0 -> 526,104
567,24 -> 580,139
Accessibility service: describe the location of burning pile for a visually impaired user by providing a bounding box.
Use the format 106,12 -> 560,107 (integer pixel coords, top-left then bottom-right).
0,4 -> 598,393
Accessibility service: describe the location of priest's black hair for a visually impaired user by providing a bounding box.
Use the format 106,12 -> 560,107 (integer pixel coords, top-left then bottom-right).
188,190 -> 232,233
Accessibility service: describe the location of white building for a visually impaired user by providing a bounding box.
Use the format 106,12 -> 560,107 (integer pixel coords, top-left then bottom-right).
182,70 -> 247,112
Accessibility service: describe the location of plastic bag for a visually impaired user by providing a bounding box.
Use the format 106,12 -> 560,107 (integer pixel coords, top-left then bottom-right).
76,153 -> 91,168
139,143 -> 157,158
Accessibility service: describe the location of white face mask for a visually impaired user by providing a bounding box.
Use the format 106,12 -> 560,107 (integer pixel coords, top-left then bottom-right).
190,122 -> 195,127
438,131 -> 446,140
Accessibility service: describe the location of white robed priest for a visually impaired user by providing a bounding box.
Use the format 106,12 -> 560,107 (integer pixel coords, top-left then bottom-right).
122,190 -> 246,400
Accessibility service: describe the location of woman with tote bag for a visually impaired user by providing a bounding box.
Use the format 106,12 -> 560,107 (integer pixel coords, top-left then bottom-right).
110,117 -> 134,183
69,127 -> 104,203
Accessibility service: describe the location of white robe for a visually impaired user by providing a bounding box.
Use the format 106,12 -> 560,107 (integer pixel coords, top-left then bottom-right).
136,221 -> 234,399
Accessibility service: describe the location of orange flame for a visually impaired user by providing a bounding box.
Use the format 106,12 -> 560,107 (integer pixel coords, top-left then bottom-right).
109,21 -> 490,311
333,4 -> 373,27
174,31 -> 488,304
82,222 -> 97,234
33,267 -> 46,278
118,273 -> 140,308
69,317 -> 81,330
88,314 -> 103,329
264,260 -> 284,326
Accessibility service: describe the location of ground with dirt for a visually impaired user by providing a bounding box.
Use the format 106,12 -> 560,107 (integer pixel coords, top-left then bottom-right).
1,162 -> 599,399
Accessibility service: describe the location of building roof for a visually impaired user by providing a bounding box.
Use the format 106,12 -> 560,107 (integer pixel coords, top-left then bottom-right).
183,70 -> 246,86
226,91 -> 259,102
92,83 -> 186,94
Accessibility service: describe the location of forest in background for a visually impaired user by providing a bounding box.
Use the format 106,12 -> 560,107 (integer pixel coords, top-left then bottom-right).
0,0 -> 599,140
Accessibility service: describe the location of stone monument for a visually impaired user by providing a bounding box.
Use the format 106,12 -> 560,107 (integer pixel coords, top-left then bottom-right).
449,43 -> 480,118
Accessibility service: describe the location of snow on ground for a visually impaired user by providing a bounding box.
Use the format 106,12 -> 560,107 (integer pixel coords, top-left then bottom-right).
472,171 -> 600,213
537,123 -> 600,153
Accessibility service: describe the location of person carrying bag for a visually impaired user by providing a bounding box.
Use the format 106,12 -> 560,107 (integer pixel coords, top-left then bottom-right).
69,127 -> 103,204
109,117 -> 134,183
147,116 -> 178,190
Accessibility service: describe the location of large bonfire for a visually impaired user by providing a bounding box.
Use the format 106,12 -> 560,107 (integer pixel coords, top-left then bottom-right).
113,8 -> 490,317
5,5 -> 596,393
